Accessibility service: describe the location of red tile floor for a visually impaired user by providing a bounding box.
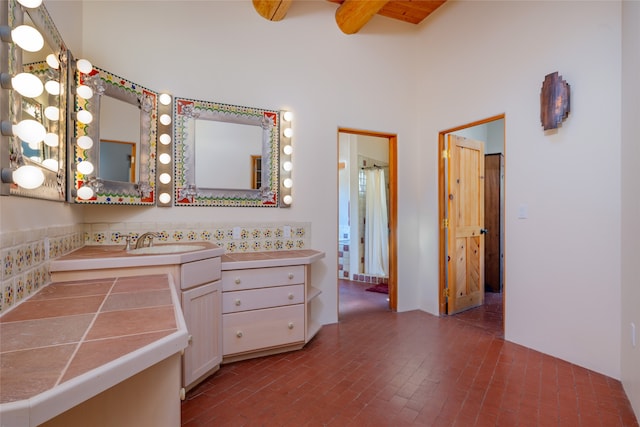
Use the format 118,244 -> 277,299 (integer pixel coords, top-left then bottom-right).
181,280 -> 638,426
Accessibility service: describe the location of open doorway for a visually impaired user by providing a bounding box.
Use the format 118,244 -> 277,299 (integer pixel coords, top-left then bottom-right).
337,128 -> 397,319
438,115 -> 505,336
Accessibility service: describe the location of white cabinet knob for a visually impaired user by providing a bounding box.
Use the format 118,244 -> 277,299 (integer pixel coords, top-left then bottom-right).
288,322 -> 294,330
288,293 -> 294,300
235,299 -> 241,306
236,331 -> 243,338
288,273 -> 294,280
188,335 -> 193,345
179,388 -> 186,401
234,278 -> 241,284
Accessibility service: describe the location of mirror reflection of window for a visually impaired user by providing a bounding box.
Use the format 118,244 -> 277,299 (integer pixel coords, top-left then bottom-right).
100,140 -> 135,182
194,120 -> 262,189
99,95 -> 140,183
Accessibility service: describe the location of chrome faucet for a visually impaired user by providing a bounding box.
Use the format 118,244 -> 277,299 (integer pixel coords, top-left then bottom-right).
135,232 -> 159,249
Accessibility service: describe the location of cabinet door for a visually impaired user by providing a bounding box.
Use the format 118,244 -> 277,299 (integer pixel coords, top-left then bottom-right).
182,281 -> 222,388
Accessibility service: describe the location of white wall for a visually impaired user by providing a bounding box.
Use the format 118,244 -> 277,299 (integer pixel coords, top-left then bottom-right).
621,0 -> 640,417
416,0 -> 622,379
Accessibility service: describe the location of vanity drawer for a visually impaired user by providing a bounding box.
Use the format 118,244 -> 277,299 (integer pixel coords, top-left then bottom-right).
222,265 -> 304,291
222,284 -> 304,314
223,304 -> 304,356
181,257 -> 222,290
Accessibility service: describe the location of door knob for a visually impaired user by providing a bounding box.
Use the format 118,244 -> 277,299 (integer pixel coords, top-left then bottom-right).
480,228 -> 488,234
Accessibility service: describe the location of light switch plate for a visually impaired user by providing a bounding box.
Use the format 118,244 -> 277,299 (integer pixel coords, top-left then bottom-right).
518,204 -> 528,219
232,227 -> 241,239
283,225 -> 291,238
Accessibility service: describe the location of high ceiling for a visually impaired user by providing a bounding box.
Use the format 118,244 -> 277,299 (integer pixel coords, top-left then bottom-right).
252,0 -> 448,34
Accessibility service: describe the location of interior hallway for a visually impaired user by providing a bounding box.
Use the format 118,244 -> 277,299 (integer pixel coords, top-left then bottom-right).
181,281 -> 637,426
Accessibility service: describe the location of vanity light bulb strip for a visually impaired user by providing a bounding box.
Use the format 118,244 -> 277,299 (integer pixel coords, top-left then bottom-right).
279,110 -> 293,207
157,93 -> 174,207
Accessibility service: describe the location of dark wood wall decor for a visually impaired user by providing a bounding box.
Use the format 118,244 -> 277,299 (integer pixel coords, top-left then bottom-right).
540,71 -> 571,131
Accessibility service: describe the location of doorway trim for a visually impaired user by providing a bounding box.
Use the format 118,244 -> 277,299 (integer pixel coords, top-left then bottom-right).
338,127 -> 398,311
438,114 -> 505,317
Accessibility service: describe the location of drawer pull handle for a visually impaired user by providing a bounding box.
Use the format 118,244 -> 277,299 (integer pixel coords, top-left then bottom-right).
288,273 -> 294,280
236,331 -> 243,338
235,299 -> 241,306
288,293 -> 294,300
234,278 -> 241,284
288,322 -> 294,330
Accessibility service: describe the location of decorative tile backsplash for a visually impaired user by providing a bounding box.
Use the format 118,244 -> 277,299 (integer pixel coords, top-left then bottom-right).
1,225 -> 84,313
83,222 -> 310,254
0,221 -> 310,313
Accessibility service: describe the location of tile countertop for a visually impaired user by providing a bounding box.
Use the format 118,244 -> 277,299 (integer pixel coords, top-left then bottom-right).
50,242 -> 225,272
221,249 -> 325,270
0,274 -> 189,427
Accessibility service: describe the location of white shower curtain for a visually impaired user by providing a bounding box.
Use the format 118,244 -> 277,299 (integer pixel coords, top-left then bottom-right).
364,168 -> 389,276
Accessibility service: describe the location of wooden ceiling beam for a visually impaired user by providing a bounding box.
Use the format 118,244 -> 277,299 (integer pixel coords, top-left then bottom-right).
335,0 -> 390,34
252,0 -> 293,22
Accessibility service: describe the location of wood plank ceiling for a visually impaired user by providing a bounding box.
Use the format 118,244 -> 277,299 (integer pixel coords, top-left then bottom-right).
252,0 -> 448,34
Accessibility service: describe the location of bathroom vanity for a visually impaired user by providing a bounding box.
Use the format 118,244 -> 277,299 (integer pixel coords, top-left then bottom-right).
49,242 -> 225,391
220,250 -> 325,363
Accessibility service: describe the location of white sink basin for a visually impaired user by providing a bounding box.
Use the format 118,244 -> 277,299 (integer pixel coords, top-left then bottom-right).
127,244 -> 207,255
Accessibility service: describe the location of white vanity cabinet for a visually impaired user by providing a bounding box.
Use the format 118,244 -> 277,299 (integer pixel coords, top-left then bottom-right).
179,258 -> 223,390
220,250 -> 325,363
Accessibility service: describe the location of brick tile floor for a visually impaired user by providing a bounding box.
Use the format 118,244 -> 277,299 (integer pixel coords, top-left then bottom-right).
181,281 -> 638,426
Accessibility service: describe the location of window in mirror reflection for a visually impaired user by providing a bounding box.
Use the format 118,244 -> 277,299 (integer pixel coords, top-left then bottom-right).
251,155 -> 262,190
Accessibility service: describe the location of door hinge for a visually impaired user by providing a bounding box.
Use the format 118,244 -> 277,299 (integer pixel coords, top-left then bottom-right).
442,218 -> 449,228
443,288 -> 450,299
442,149 -> 450,159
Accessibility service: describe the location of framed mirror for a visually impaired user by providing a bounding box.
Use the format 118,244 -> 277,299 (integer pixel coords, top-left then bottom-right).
2,0 -> 68,201
174,97 -> 280,207
71,65 -> 157,204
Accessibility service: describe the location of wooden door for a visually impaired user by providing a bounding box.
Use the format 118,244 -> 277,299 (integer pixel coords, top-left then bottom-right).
446,135 -> 485,314
484,154 -> 503,292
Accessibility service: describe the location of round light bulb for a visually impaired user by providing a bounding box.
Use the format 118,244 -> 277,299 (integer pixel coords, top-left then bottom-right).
17,0 -> 43,8
159,153 -> 171,165
159,93 -> 172,105
283,127 -> 293,138
11,72 -> 43,98
46,53 -> 59,70
44,106 -> 59,121
77,185 -> 94,200
77,135 -> 93,149
283,178 -> 293,188
27,141 -> 40,150
282,161 -> 292,172
76,59 -> 93,74
44,80 -> 60,96
14,119 -> 45,144
283,111 -> 293,122
44,132 -> 59,147
159,192 -> 171,204
11,25 -> 44,52
159,173 -> 171,184
159,133 -> 171,145
13,165 -> 45,189
42,158 -> 58,171
76,109 -> 93,124
159,114 -> 171,125
76,84 -> 93,99
77,160 -> 94,175
283,145 -> 293,155
283,194 -> 293,205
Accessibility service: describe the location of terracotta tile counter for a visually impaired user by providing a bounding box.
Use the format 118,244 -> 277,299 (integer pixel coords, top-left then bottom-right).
0,274 -> 189,427
221,249 -> 325,270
